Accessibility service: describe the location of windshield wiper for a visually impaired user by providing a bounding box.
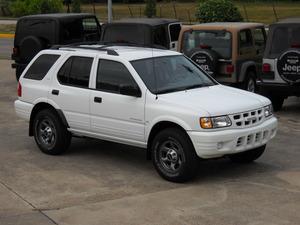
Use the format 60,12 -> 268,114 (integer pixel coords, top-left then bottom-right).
156,83 -> 213,94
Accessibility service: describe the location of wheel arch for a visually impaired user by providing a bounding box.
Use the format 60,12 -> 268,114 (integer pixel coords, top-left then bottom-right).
29,102 -> 68,136
146,121 -> 192,160
239,61 -> 257,82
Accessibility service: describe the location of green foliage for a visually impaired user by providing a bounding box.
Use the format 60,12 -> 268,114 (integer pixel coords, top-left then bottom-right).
10,0 -> 63,17
72,0 -> 81,13
144,0 -> 156,18
195,0 -> 243,23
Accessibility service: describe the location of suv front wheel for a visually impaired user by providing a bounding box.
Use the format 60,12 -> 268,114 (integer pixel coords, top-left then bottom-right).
151,128 -> 198,182
33,109 -> 71,155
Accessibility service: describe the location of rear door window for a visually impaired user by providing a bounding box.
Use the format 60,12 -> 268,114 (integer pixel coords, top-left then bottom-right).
270,26 -> 300,55
153,26 -> 168,48
24,54 -> 60,80
57,56 -> 93,88
182,30 -> 232,59
102,24 -> 147,45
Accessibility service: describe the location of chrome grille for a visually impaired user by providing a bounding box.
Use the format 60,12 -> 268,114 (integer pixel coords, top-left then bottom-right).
230,108 -> 264,128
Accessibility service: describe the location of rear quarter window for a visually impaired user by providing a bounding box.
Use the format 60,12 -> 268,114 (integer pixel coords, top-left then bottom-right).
23,54 -> 60,80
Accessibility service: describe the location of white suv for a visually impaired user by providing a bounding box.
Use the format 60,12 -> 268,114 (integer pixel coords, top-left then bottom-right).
15,45 -> 277,182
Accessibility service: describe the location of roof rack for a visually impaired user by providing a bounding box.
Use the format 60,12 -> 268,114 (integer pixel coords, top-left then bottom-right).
50,43 -> 119,56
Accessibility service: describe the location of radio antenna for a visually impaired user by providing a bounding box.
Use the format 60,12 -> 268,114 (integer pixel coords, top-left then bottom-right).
152,46 -> 158,100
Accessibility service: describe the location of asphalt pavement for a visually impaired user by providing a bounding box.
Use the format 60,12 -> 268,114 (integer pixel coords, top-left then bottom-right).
0,38 -> 13,59
0,60 -> 300,225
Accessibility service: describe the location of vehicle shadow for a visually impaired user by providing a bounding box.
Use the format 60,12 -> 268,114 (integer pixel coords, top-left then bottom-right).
66,137 -> 278,184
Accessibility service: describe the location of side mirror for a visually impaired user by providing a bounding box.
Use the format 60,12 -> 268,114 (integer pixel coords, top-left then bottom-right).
119,85 -> 141,97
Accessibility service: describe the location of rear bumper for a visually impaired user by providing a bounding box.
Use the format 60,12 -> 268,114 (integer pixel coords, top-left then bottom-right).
257,80 -> 300,97
188,117 -> 277,159
15,100 -> 33,121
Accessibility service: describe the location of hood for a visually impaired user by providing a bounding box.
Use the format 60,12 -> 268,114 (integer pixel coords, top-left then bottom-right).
158,85 -> 270,116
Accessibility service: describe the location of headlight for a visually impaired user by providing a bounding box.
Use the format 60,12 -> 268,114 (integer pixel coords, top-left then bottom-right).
264,105 -> 273,117
200,116 -> 232,129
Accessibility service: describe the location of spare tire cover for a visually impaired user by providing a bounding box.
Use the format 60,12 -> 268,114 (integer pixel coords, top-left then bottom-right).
19,36 -> 45,63
188,49 -> 218,76
277,50 -> 300,83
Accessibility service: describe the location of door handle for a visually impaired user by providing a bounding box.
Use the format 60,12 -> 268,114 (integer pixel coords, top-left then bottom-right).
94,97 -> 102,103
52,89 -> 59,95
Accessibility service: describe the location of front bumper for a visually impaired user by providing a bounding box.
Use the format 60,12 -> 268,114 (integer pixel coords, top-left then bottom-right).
188,117 -> 277,159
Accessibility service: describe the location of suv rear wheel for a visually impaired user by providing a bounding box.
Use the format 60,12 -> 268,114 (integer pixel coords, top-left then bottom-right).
244,71 -> 257,93
228,145 -> 266,163
151,128 -> 198,182
33,109 -> 71,155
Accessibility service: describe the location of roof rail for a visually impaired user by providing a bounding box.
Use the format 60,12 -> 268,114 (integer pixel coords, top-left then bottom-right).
50,44 -> 119,56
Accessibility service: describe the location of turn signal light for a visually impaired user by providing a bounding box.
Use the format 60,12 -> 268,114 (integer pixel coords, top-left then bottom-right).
200,118 -> 213,129
17,82 -> 22,97
262,63 -> 271,73
226,64 -> 234,74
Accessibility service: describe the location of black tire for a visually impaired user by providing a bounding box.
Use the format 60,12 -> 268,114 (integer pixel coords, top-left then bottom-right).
33,109 -> 71,155
270,96 -> 284,112
243,71 -> 257,93
151,128 -> 198,182
228,145 -> 266,163
15,67 -> 22,81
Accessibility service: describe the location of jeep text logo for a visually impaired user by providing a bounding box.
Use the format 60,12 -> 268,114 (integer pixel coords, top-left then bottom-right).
282,64 -> 300,73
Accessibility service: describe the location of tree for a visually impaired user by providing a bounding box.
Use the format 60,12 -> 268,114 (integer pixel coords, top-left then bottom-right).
72,0 -> 81,13
144,0 -> 156,18
195,0 -> 243,23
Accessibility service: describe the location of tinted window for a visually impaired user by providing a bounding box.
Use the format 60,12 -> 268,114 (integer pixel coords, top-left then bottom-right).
153,26 -> 168,48
239,29 -> 253,48
24,54 -> 60,80
182,30 -> 232,59
270,26 -> 300,55
131,55 -> 215,94
96,60 -> 137,94
254,28 -> 266,47
102,24 -> 147,45
169,24 -> 181,42
58,56 -> 93,88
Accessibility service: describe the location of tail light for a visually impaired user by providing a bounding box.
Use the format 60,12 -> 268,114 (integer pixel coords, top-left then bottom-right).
17,82 -> 22,97
13,47 -> 19,56
226,64 -> 234,74
262,63 -> 271,73
291,43 -> 300,48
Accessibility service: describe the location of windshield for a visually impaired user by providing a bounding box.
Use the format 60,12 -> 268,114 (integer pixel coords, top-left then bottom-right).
131,55 -> 216,94
182,30 -> 232,59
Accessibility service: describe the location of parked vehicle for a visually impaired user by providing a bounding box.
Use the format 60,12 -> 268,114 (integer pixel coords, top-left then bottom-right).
178,23 -> 267,92
12,13 -> 101,81
258,18 -> 300,111
101,18 -> 181,50
15,44 -> 277,182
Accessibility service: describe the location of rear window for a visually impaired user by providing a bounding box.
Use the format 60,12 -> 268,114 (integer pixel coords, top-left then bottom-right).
102,24 -> 147,45
270,26 -> 300,56
23,54 -> 60,80
182,30 -> 232,59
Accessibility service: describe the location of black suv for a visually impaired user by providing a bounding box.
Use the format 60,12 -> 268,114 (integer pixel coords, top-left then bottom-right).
101,18 -> 181,50
258,18 -> 300,110
12,13 -> 101,80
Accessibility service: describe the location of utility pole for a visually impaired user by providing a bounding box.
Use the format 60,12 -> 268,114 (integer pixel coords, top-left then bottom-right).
108,0 -> 112,23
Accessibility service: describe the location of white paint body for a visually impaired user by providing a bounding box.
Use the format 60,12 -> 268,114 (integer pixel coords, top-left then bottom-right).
15,46 -> 277,158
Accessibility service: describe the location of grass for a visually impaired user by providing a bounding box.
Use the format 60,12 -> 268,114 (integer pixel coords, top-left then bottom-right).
81,1 -> 300,24
0,24 -> 15,34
